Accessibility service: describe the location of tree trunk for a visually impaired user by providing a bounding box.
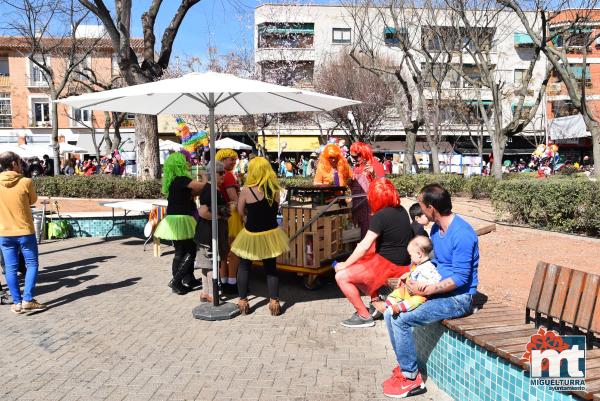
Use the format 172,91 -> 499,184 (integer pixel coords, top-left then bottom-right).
112,120 -> 122,152
50,100 -> 60,174
592,127 -> 600,177
430,141 -> 441,174
135,114 -> 160,179
90,127 -> 101,159
490,135 -> 507,179
477,136 -> 483,174
103,112 -> 113,156
403,128 -> 417,174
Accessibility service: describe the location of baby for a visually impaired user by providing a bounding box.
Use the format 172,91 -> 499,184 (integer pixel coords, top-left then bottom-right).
386,235 -> 440,314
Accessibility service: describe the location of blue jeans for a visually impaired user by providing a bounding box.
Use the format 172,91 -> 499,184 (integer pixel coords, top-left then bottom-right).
384,292 -> 473,377
0,234 -> 39,304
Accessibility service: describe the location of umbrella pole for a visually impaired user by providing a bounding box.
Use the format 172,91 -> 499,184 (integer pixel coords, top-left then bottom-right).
209,97 -> 220,307
193,93 -> 240,321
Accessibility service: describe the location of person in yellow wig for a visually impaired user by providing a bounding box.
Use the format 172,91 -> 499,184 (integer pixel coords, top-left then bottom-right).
313,144 -> 351,187
215,148 -> 243,294
231,156 -> 289,316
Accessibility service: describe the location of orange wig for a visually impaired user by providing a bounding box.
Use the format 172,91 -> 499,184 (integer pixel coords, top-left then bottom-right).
367,178 -> 401,214
350,142 -> 375,165
314,144 -> 351,186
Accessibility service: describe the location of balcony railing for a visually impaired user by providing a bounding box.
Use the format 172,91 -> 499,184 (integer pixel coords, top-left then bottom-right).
28,80 -> 49,88
0,76 -> 10,87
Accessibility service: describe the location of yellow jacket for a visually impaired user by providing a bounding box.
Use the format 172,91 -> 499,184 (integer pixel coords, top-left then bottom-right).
0,171 -> 37,236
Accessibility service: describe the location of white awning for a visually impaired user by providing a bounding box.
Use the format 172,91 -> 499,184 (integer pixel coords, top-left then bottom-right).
549,114 -> 591,140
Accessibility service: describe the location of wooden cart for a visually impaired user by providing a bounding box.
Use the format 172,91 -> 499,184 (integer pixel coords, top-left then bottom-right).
267,185 -> 362,289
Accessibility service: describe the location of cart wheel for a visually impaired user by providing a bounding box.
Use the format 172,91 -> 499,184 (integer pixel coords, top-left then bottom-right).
303,274 -> 321,290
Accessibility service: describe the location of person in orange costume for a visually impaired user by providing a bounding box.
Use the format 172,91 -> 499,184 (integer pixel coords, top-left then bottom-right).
313,144 -> 351,187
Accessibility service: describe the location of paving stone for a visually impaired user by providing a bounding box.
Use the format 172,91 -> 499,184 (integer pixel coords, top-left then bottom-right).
0,237 -> 452,401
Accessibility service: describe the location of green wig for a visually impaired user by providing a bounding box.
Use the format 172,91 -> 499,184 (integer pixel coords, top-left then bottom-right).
162,152 -> 192,196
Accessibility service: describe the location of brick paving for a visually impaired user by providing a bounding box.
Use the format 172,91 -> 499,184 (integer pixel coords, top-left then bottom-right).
1,237 -> 452,401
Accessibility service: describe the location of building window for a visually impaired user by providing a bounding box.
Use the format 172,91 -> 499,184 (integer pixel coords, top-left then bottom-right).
258,22 -> 314,49
0,93 -> 11,127
569,64 -> 592,87
552,100 -> 578,118
332,28 -> 351,44
384,27 -> 407,46
72,108 -> 91,126
514,69 -> 526,86
261,60 -> 314,87
29,57 -> 48,86
73,55 -> 91,76
0,55 -> 8,76
31,98 -> 50,126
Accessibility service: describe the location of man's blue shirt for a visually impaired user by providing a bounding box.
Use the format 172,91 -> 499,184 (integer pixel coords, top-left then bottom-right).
430,214 -> 479,296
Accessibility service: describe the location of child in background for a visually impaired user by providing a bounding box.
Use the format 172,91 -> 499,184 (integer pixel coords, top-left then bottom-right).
385,236 -> 440,314
409,203 -> 429,238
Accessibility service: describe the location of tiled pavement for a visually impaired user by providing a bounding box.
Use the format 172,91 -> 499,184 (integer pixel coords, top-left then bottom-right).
1,237 -> 452,401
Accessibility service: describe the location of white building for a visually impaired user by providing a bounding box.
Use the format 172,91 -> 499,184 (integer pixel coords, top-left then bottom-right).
254,3 -> 548,158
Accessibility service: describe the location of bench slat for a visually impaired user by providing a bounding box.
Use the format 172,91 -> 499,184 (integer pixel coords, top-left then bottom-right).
471,328 -> 539,345
574,377 -> 600,400
576,273 -> 600,329
526,262 -> 548,311
484,336 -> 535,348
538,264 -> 561,315
591,288 -> 600,335
450,318 -> 525,333
549,266 -> 572,319
563,270 -> 587,325
463,324 -> 534,337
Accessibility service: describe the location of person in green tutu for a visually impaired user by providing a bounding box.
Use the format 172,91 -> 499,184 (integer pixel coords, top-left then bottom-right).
154,152 -> 206,294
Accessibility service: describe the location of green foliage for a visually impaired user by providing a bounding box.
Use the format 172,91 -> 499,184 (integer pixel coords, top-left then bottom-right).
463,176 -> 498,199
491,178 -> 600,237
34,176 -> 163,199
34,173 -> 600,237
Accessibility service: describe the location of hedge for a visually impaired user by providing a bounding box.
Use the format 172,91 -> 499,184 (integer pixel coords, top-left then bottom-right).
34,176 -> 163,199
34,174 -> 600,237
491,178 -> 600,237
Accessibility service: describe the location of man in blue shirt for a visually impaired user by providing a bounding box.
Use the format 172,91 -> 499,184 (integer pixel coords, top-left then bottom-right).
382,183 -> 479,398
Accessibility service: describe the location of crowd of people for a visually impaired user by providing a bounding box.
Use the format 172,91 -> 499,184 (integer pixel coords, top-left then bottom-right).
149,141 -> 479,398
0,141 -> 480,398
19,152 -> 127,178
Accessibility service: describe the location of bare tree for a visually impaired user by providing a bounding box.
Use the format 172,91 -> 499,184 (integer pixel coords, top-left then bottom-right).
312,53 -> 395,144
71,67 -> 126,155
430,0 -> 551,178
497,3 -> 600,176
78,0 -> 202,179
2,0 -> 101,174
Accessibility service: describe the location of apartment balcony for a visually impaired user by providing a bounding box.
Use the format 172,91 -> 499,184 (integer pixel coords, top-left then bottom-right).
29,119 -> 51,128
28,80 -> 49,88
0,75 -> 9,88
255,48 -> 316,63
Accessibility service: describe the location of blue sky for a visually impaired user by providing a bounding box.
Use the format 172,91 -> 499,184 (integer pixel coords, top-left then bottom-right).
128,0 -> 256,59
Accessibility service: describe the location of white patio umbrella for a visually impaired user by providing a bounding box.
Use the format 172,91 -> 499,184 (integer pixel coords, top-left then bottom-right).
159,139 -> 183,151
215,137 -> 252,150
27,143 -> 88,157
0,144 -> 40,159
56,71 -> 360,320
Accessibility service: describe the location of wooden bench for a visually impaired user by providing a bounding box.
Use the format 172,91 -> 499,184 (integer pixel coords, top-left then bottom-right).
443,262 -> 600,400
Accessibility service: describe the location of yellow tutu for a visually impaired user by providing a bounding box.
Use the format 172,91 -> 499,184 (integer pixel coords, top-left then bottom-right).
231,228 -> 289,260
228,208 -> 244,238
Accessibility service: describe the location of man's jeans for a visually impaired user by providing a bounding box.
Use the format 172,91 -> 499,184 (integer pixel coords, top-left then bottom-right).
384,292 -> 473,378
0,234 -> 39,304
